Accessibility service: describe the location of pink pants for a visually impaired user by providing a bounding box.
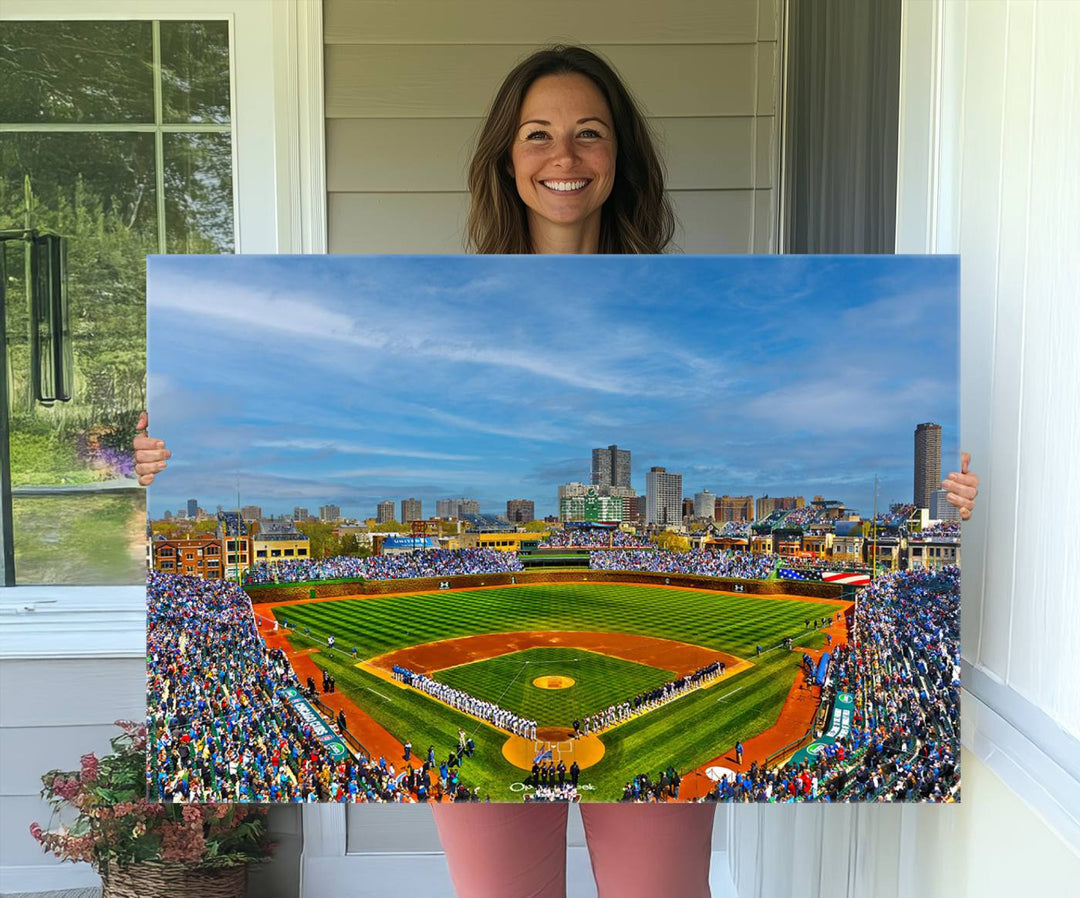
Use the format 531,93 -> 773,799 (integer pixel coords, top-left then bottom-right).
431,802 -> 716,898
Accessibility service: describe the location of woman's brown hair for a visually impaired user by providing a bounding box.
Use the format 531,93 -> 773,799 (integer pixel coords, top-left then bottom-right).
467,46 -> 675,254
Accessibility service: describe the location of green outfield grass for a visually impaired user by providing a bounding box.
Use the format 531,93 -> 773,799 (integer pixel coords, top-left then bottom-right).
272,582 -> 843,659
272,582 -> 841,801
433,647 -> 675,726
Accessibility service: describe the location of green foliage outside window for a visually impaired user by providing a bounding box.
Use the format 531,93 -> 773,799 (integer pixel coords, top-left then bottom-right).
1,20 -> 233,584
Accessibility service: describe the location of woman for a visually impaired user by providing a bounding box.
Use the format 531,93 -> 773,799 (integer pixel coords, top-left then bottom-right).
135,46 -> 979,898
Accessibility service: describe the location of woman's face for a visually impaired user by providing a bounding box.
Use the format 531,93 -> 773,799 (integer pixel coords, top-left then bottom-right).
509,73 -> 617,239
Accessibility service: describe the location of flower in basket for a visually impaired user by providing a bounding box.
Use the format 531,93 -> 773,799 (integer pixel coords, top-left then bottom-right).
30,720 -> 274,878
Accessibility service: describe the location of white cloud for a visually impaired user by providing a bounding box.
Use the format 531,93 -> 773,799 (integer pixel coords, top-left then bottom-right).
252,438 -> 478,461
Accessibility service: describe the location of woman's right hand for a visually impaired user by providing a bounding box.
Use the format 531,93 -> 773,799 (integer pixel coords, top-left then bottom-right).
133,411 -> 171,486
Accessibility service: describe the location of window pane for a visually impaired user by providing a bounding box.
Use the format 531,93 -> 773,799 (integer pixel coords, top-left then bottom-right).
2,132 -> 153,584
0,22 -> 154,124
160,20 -> 232,124
12,492 -> 146,585
1,132 -> 154,434
164,133 -> 235,253
1,19 -> 236,586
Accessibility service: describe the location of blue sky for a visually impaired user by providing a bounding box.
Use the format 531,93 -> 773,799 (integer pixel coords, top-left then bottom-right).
146,254 -> 958,521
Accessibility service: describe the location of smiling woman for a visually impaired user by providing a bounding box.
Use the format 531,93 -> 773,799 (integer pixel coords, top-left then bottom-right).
466,45 -> 674,255
509,73 -> 617,252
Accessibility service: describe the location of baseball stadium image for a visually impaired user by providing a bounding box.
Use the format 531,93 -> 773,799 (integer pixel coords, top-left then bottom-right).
145,253 -> 961,804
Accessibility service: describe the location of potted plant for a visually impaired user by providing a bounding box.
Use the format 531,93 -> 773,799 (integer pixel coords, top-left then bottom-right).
30,720 -> 273,897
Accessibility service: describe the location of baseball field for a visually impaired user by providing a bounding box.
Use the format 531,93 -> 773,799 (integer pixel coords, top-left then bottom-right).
264,581 -> 846,801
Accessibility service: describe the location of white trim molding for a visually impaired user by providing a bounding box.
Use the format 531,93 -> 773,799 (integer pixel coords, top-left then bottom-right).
962,667 -> 1080,853
1,0 -> 328,256
0,587 -> 145,660
273,0 -> 328,253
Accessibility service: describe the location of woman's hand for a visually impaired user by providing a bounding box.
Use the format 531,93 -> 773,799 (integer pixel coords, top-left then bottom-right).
942,452 -> 979,521
133,411 -> 171,486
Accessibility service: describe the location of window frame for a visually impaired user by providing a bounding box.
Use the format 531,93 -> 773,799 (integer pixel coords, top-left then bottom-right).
0,0 -> 324,606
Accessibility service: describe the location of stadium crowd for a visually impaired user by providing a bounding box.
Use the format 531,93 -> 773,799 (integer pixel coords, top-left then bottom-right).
620,767 -> 683,802
717,521 -> 752,537
392,666 -> 538,740
589,548 -> 777,580
711,566 -> 960,803
772,506 -> 825,528
538,529 -> 649,549
916,521 -> 962,539
147,572 -> 426,803
243,548 -> 523,585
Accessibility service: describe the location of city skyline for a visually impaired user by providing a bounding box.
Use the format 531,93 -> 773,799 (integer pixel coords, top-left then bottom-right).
146,254 -> 959,520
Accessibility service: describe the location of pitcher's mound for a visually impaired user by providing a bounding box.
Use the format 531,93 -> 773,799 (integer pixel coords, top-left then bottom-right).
501,732 -> 606,771
533,675 -> 575,689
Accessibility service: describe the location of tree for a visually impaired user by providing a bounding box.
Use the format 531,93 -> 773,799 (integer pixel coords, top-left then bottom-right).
372,520 -> 407,533
523,520 -> 550,533
337,533 -> 370,558
296,522 -> 336,560
655,530 -> 690,553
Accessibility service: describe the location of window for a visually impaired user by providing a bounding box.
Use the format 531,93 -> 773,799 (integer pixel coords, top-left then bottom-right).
1,18 -> 234,585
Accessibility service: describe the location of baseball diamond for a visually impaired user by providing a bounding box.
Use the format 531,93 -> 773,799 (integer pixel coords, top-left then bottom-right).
261,580 -> 849,801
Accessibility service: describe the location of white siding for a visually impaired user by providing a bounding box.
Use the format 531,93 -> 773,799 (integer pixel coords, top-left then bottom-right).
727,0 -> 1080,894
324,0 -> 782,254
0,591 -> 299,898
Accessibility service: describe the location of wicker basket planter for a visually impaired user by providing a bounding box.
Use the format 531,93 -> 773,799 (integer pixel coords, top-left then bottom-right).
101,862 -> 247,898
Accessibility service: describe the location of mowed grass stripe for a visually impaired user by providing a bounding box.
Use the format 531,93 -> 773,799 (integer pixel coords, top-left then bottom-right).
272,584 -> 842,660
434,648 -> 675,726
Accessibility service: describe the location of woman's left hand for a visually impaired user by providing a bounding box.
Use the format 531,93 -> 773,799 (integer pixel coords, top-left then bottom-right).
942,452 -> 979,521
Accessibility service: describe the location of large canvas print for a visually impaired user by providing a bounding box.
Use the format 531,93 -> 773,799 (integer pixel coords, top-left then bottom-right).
145,254 -> 960,804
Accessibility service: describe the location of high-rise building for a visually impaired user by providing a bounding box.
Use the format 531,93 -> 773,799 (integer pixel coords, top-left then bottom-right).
646,467 -> 682,526
293,506 -> 309,522
376,500 -> 395,524
930,489 -> 960,521
755,495 -> 804,518
591,444 -> 631,489
716,495 -> 754,522
436,498 -> 479,518
506,499 -> 535,524
241,505 -> 262,521
693,490 -> 717,519
186,498 -> 198,518
401,498 -> 422,523
319,504 -> 340,522
914,422 -> 943,509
